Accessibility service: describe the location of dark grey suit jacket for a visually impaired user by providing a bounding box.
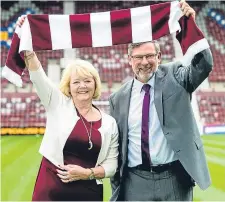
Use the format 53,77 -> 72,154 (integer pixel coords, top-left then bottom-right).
109,49 -> 213,201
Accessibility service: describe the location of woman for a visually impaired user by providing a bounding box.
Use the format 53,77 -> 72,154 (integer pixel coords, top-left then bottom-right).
17,16 -> 119,201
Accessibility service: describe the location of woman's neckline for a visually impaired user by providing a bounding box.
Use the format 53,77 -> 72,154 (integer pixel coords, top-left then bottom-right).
76,105 -> 102,123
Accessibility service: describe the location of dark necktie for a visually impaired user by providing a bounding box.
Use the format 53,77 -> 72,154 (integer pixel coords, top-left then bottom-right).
141,84 -> 151,167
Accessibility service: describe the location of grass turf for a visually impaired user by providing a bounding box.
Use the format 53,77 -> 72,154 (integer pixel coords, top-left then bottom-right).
1,134 -> 225,201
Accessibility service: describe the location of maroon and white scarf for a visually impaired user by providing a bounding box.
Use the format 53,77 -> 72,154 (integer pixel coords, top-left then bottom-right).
2,1 -> 209,87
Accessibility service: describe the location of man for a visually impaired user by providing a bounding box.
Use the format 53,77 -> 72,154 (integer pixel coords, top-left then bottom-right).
109,0 -> 213,201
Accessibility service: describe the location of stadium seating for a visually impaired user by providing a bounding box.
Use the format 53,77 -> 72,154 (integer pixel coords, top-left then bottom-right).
206,12 -> 225,82
193,3 -> 225,127
75,1 -> 159,14
1,1 -> 63,89
208,47 -> 225,81
196,91 -> 225,124
196,4 -> 225,82
1,92 -> 111,128
1,93 -> 46,128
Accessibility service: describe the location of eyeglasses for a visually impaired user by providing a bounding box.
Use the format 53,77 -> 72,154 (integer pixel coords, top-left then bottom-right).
131,53 -> 158,62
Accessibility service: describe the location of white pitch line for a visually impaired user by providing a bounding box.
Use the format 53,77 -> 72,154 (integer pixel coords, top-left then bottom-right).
194,185 -> 225,201
204,146 -> 225,155
203,139 -> 225,148
206,154 -> 225,166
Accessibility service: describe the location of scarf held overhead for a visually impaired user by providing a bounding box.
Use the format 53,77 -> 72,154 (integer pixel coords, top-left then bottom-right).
2,1 -> 209,87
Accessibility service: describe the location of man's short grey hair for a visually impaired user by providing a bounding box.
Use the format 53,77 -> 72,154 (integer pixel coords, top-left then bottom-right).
128,41 -> 161,56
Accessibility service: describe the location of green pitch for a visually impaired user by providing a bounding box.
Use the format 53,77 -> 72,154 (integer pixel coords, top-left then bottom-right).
1,134 -> 225,201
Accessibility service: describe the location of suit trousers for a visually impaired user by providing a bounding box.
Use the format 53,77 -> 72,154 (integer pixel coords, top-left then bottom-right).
122,161 -> 194,201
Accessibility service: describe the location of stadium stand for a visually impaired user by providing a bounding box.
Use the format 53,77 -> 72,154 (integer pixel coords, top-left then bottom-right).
196,91 -> 225,124
193,1 -> 225,127
195,2 -> 225,82
1,1 -> 225,134
1,93 -> 45,128
1,92 -> 110,129
206,9 -> 225,81
1,1 -> 63,88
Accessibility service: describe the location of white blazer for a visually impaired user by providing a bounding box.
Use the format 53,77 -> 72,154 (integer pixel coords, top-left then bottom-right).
29,66 -> 119,184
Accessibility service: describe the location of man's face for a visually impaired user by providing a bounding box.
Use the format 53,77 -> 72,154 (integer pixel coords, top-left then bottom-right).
129,42 -> 161,83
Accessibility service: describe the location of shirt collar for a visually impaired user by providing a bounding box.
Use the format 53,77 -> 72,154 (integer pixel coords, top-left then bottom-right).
133,73 -> 156,93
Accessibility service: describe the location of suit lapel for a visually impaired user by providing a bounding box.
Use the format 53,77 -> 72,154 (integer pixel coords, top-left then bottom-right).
154,68 -> 165,126
120,80 -> 133,163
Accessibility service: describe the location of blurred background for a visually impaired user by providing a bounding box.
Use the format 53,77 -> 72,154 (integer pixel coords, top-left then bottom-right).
1,1 -> 225,201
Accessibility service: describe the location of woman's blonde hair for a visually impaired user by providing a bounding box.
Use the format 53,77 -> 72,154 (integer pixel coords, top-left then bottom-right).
59,59 -> 101,100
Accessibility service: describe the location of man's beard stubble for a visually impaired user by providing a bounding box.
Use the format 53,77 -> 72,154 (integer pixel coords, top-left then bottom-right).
136,67 -> 155,83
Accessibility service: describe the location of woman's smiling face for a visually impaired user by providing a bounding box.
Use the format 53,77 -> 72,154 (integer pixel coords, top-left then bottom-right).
70,70 -> 96,102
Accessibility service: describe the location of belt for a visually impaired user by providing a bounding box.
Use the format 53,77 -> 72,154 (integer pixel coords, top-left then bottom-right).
132,160 -> 180,173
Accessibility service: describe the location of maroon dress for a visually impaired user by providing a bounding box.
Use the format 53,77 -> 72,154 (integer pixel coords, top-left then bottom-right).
32,115 -> 103,201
